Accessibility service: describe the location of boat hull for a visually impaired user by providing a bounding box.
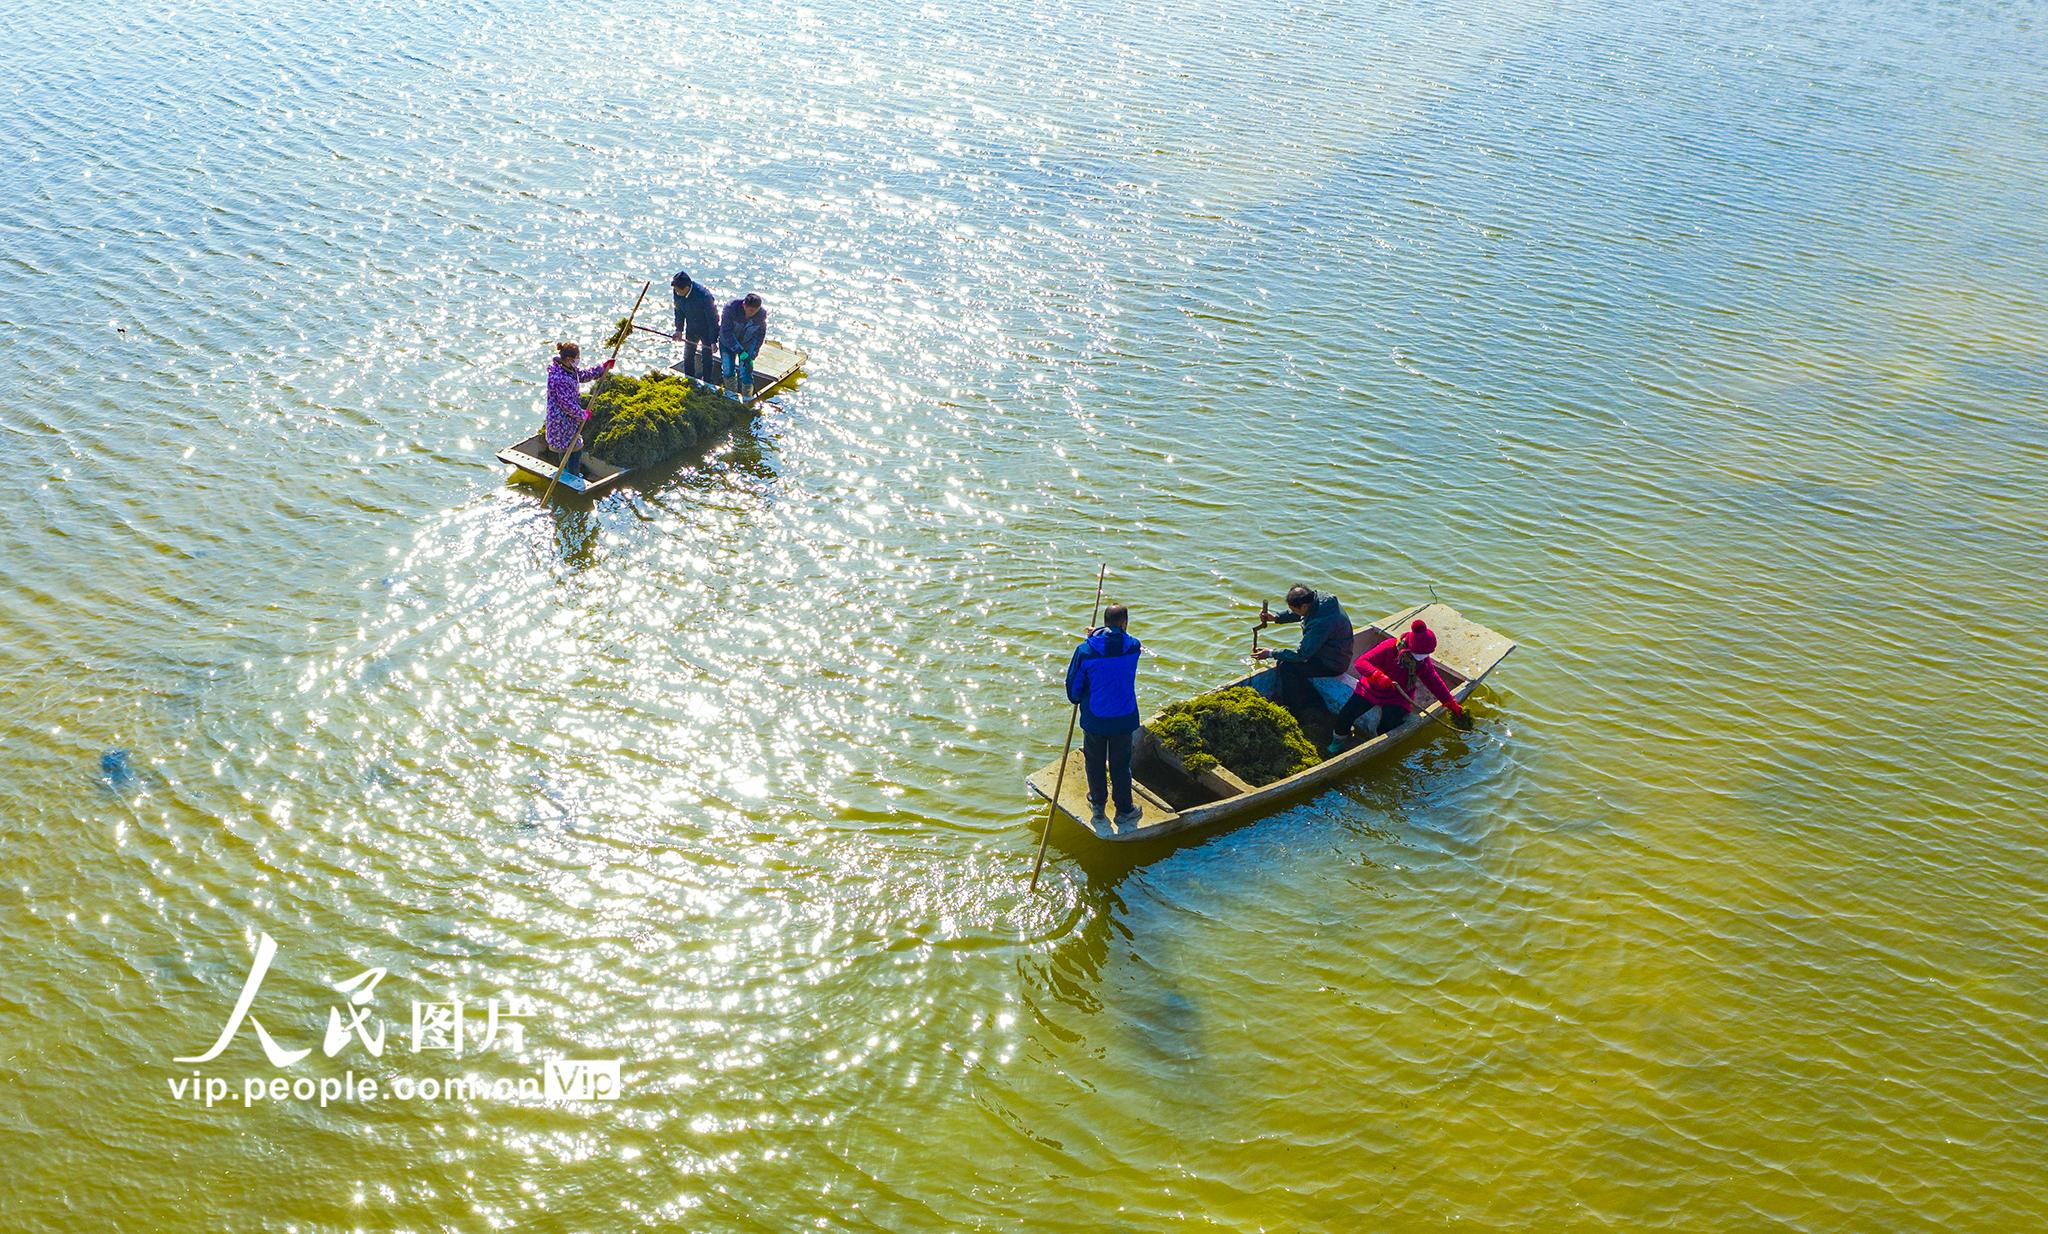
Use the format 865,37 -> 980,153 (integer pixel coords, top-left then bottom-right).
498,341 -> 807,495
1026,602 -> 1514,844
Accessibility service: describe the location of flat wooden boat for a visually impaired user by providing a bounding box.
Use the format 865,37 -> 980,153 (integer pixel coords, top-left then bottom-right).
498,340 -> 808,497
1027,602 -> 1515,844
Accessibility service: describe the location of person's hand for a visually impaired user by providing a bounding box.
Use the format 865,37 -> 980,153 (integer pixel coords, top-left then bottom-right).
1251,647 -> 1273,661
1258,604 -> 1275,624
1450,711 -> 1474,732
671,329 -> 683,342
601,358 -> 616,371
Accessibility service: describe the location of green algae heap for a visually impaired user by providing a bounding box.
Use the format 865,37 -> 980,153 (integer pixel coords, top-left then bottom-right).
1151,686 -> 1320,786
583,371 -> 744,469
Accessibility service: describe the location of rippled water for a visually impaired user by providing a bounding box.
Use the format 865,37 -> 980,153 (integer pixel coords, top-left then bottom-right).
4,0 -> 2047,1229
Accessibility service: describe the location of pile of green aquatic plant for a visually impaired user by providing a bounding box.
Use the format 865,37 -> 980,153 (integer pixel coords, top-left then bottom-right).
583,370 -> 743,468
601,315 -> 634,350
1150,686 -> 1320,786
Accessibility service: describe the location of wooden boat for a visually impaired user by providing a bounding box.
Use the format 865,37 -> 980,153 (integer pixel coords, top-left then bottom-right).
498,340 -> 808,497
1026,602 -> 1515,844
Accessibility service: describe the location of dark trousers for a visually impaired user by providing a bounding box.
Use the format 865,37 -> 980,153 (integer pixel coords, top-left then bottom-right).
1083,729 -> 1134,814
1276,660 -> 1342,715
546,443 -> 586,477
681,338 -> 717,382
1333,693 -> 1409,738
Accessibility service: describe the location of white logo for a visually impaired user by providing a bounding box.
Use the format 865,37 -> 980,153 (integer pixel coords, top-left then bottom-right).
167,931 -> 619,1110
543,1058 -> 623,1101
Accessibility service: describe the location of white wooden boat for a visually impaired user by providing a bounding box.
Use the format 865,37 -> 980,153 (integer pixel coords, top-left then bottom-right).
1027,602 -> 1515,844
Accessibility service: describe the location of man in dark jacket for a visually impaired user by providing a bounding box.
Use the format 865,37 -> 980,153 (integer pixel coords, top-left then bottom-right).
1065,603 -> 1143,830
720,293 -> 768,396
670,270 -> 719,382
1254,585 -> 1356,717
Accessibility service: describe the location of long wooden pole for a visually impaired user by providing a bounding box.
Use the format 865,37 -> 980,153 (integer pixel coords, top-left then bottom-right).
543,279 -> 650,505
1030,563 -> 1107,891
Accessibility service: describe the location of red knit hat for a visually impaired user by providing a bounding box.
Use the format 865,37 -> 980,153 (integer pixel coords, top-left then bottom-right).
1406,619 -> 1437,656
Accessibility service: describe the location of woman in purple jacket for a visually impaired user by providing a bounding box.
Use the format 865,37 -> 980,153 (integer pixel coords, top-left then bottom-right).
544,341 -> 613,477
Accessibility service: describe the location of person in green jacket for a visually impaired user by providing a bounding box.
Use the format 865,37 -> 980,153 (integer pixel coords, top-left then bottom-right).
1254,585 -> 1356,716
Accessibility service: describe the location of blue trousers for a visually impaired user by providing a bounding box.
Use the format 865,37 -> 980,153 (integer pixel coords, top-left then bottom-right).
1083,729 -> 1134,814
721,348 -> 754,391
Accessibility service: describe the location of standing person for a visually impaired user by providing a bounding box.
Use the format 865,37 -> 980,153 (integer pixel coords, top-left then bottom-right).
1065,603 -> 1144,830
544,341 -> 613,481
1327,618 -> 1472,751
720,292 -> 767,396
669,270 -> 719,383
1253,584 -> 1356,716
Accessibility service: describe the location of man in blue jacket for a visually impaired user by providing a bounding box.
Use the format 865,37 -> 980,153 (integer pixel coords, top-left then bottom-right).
1065,603 -> 1144,830
720,293 -> 768,396
669,270 -> 719,382
1254,584 -> 1356,716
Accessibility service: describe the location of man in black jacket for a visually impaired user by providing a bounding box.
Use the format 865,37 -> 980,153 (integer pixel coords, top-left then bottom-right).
670,270 -> 719,382
1254,585 -> 1356,717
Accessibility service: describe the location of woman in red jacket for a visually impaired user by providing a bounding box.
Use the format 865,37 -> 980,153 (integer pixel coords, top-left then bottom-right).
1327,619 -> 1473,752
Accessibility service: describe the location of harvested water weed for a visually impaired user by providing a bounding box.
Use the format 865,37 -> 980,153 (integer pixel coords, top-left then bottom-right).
584,370 -> 749,469
1151,686 -> 1319,786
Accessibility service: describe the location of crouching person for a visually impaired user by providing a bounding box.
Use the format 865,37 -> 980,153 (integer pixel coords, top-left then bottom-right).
1065,603 -> 1144,830
720,292 -> 767,396
1254,585 -> 1355,717
1328,618 -> 1472,752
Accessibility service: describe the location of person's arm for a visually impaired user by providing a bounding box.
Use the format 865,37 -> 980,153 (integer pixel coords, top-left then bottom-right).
1277,609 -> 1335,664
673,291 -> 686,337
1065,646 -> 1088,706
576,362 -> 610,382
1264,608 -> 1305,660
1418,660 -> 1464,716
719,304 -> 739,351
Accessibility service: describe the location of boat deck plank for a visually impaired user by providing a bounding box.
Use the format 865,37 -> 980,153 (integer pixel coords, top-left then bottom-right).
1027,749 -> 1180,840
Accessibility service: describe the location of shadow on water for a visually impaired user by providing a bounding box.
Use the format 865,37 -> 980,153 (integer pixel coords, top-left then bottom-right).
1015,702 -> 1518,1048
1017,866 -> 1210,1091
1027,880 -> 1134,1021
543,502 -> 602,568
1012,714 -> 1512,1091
